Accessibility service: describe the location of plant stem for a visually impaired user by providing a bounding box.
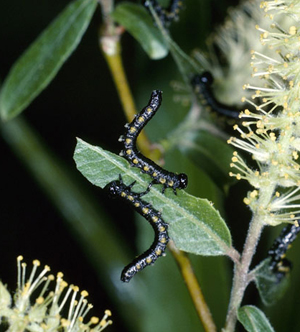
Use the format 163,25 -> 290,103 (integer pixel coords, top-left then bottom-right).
98,1 -> 160,161
223,214 -> 264,332
169,240 -> 217,332
98,3 -> 216,331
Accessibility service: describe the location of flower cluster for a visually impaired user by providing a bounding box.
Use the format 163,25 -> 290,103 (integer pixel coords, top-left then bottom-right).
194,0 -> 268,105
229,0 -> 300,226
0,256 -> 112,332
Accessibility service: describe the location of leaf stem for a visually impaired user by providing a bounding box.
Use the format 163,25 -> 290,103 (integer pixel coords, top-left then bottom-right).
223,214 -> 264,332
168,240 -> 217,332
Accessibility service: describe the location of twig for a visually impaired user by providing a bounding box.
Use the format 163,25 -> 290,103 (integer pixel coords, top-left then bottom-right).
98,3 -> 216,331
98,0 -> 160,160
169,240 -> 217,332
223,215 -> 264,332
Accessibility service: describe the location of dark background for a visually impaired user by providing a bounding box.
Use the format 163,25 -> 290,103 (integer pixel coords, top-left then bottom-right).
2,1 -> 297,331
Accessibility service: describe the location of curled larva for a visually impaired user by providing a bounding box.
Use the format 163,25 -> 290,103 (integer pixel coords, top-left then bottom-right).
106,175 -> 169,282
119,90 -> 188,194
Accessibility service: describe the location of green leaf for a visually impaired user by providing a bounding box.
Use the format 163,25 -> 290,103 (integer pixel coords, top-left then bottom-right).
111,3 -> 168,60
74,138 -> 232,256
180,129 -> 235,189
238,305 -> 275,332
253,258 -> 289,306
0,0 -> 97,121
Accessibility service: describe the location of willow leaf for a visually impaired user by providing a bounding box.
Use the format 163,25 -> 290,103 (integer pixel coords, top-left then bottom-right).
238,306 -> 275,332
0,0 -> 97,120
74,138 -> 232,256
253,258 -> 289,306
111,3 -> 168,60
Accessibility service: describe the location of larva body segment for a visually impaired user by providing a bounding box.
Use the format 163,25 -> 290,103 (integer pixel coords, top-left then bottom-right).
268,223 -> 300,281
143,0 -> 184,28
191,72 -> 240,119
106,175 -> 169,282
120,90 -> 188,194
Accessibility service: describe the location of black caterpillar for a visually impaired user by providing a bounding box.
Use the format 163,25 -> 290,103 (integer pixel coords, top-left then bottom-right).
142,0 -> 184,27
106,175 -> 169,282
119,90 -> 188,194
268,223 -> 300,281
191,72 -> 241,119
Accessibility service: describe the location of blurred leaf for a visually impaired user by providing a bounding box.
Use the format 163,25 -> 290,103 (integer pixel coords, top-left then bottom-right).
253,258 -> 290,306
180,129 -> 235,189
111,2 -> 168,60
238,305 -> 275,332
0,0 -> 97,120
74,138 -> 232,256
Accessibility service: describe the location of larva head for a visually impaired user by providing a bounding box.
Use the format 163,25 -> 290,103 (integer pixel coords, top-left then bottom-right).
200,71 -> 213,85
191,72 -> 214,87
107,181 -> 121,198
178,173 -> 188,189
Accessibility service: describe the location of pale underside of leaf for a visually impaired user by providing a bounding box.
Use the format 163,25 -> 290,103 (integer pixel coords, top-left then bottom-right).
253,258 -> 289,306
238,305 -> 275,332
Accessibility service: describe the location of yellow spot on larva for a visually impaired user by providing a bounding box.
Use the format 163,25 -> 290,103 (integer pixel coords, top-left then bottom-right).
142,207 -> 149,214
136,264 -> 141,270
138,116 -> 145,123
129,127 -> 136,133
159,226 -> 165,232
127,195 -> 134,201
160,237 -> 167,244
129,127 -> 136,134
133,158 -> 139,164
126,149 -> 132,155
121,192 -> 126,198
134,202 -> 140,207
147,107 -> 152,113
152,172 -> 158,177
168,181 -> 174,186
143,166 -> 150,171
155,249 -> 162,256
159,178 -> 166,184
146,257 -> 152,264
125,138 -> 132,144
152,215 -> 159,222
